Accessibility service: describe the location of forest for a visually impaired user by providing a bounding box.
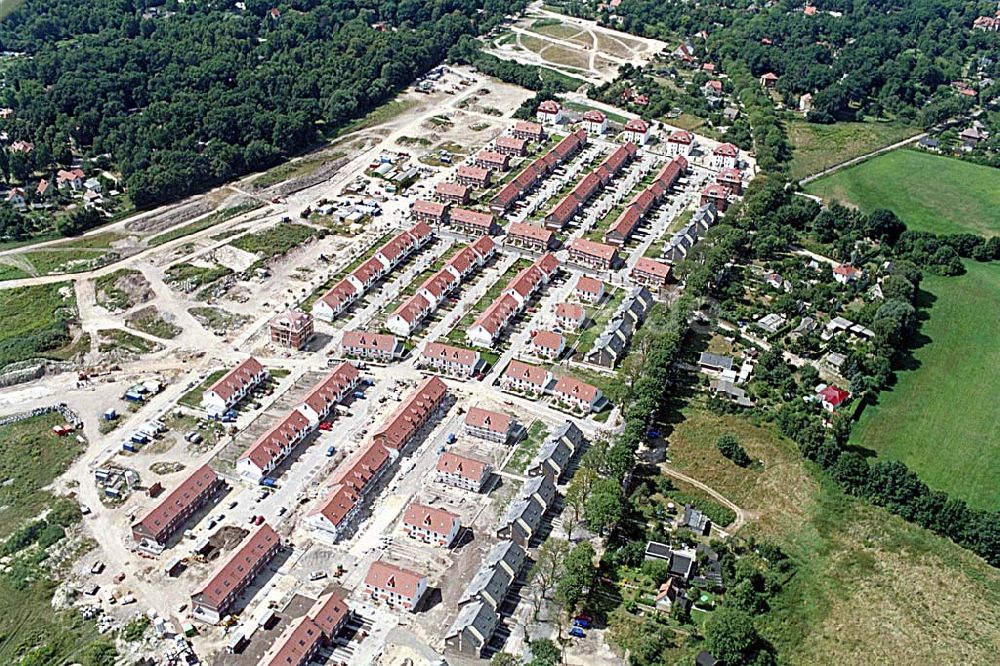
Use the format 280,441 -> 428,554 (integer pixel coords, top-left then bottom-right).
0,0 -> 523,210
579,0 -> 998,125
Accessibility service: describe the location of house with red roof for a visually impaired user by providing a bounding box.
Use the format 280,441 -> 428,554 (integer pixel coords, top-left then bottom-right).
464,407 -> 514,444
131,465 -> 224,555
631,257 -> 672,289
700,183 -> 730,212
259,593 -> 350,666
665,130 -> 695,157
419,342 -> 482,379
402,502 -> 461,547
313,278 -> 360,322
568,238 -> 621,270
437,451 -> 492,492
514,120 -> 546,140
502,360 -> 552,396
468,293 -> 521,348
555,302 -> 586,331
307,441 -> 395,542
341,329 -> 404,362
191,524 -> 281,623
237,409 -> 313,482
365,561 -> 428,611
450,207 -> 497,236
832,264 -> 862,285
527,329 -> 565,360
295,362 -> 360,425
372,376 -> 448,451
716,167 -> 743,196
711,143 -> 740,169
410,199 -> 447,224
575,275 -> 605,302
760,72 -> 779,88
622,118 -> 652,145
495,135 -> 528,157
582,109 -> 608,134
553,375 -> 603,413
536,100 -> 563,125
506,222 -> 557,252
435,181 -> 470,204
456,164 -> 491,189
474,150 -> 510,171
818,385 -> 851,413
201,357 -> 268,415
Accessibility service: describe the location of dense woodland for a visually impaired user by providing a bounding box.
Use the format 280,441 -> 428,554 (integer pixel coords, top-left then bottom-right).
0,0 -> 524,210
577,0 -> 999,125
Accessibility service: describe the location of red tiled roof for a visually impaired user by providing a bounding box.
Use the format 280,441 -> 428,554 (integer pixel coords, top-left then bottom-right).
239,409 -> 311,471
514,120 -> 544,136
608,206 -> 642,240
548,195 -> 579,224
332,441 -> 392,492
372,376 -> 448,449
576,275 -> 603,295
457,164 -> 490,182
717,167 -> 742,183
554,375 -> 600,403
351,256 -> 385,285
535,252 -> 559,277
714,142 -> 739,157
408,221 -> 433,242
260,615 -> 322,666
412,199 -> 446,218
668,130 -> 694,145
420,268 -> 458,299
600,143 -> 636,176
422,341 -> 479,368
300,362 -> 359,416
318,278 -> 359,311
365,561 -> 425,597
470,235 -> 496,259
342,329 -> 398,353
474,293 -> 520,335
435,181 -> 469,198
450,207 -> 494,229
309,483 -> 361,528
308,592 -> 349,635
506,265 -> 544,301
504,360 -> 549,387
496,135 -> 527,152
819,385 -> 850,407
702,183 -> 729,199
555,302 -> 585,321
193,524 -> 280,607
133,464 -> 219,542
207,357 -> 265,402
530,329 -> 564,352
446,246 -> 477,276
628,188 -> 657,216
633,257 -> 672,280
402,502 -> 459,534
476,150 -> 509,167
569,238 -> 619,262
392,293 -> 431,324
492,181 -> 523,208
508,222 -> 554,245
572,172 -> 602,202
437,451 -> 489,482
537,100 -> 561,114
464,406 -> 512,434
583,109 -> 606,122
833,264 -> 860,276
624,118 -> 650,132
269,308 -> 312,332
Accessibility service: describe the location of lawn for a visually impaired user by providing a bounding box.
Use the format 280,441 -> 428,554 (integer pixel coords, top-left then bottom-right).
805,149 -> 1000,237
504,420 -> 548,474
788,120 -> 919,181
665,406 -> 1000,664
850,261 -> 1000,511
179,369 -> 227,408
97,328 -> 162,355
0,282 -> 78,371
0,412 -> 115,665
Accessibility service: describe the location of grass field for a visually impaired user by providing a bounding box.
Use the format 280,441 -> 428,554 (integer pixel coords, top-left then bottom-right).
148,202 -> 262,246
666,406 -> 1000,664
229,223 -> 317,258
850,261 -> 1000,511
0,282 -> 78,370
806,149 -> 1000,236
788,120 -> 919,181
0,413 -> 115,665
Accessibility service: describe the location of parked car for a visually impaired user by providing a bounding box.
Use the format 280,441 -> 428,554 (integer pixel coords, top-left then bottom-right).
254,515 -> 265,525
569,627 -> 586,638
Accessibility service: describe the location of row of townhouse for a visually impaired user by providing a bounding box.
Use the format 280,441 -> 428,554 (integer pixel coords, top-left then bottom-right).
662,203 -> 717,263
131,464 -> 226,555
505,221 -> 558,253
700,166 -> 745,213
372,375 -> 449,451
191,523 -> 281,623
258,593 -> 351,666
501,360 -> 604,413
489,129 -> 588,214
387,235 -> 496,337
604,156 -> 688,247
496,474 -> 558,547
526,421 -> 586,483
466,253 -> 560,348
418,341 -> 484,379
445,540 -> 527,657
341,329 -> 405,362
313,221 -> 434,322
410,199 -> 501,237
364,560 -> 428,612
544,142 -> 638,231
567,237 -> 621,271
663,130 -> 740,170
447,150 -> 512,191
236,362 -> 360,483
583,286 -> 654,369
201,356 -> 269,415
306,440 -> 395,543
436,450 -> 492,492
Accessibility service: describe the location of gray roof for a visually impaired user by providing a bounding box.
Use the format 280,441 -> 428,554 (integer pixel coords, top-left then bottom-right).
584,288 -> 652,367
460,562 -> 513,607
500,497 -> 543,533
484,539 -> 526,575
683,504 -> 710,532
698,352 -> 733,371
669,551 -> 694,579
551,420 -> 584,450
528,438 -> 574,476
644,541 -> 672,561
446,600 -> 499,645
521,474 -> 557,509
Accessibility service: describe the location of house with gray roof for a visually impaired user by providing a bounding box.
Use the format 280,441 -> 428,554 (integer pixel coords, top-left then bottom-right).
522,474 -> 557,509
496,498 -> 544,547
527,438 -> 575,482
698,352 -> 733,373
583,286 -> 653,368
681,504 -> 711,535
459,540 -> 526,610
445,600 -> 499,657
551,420 -> 585,451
